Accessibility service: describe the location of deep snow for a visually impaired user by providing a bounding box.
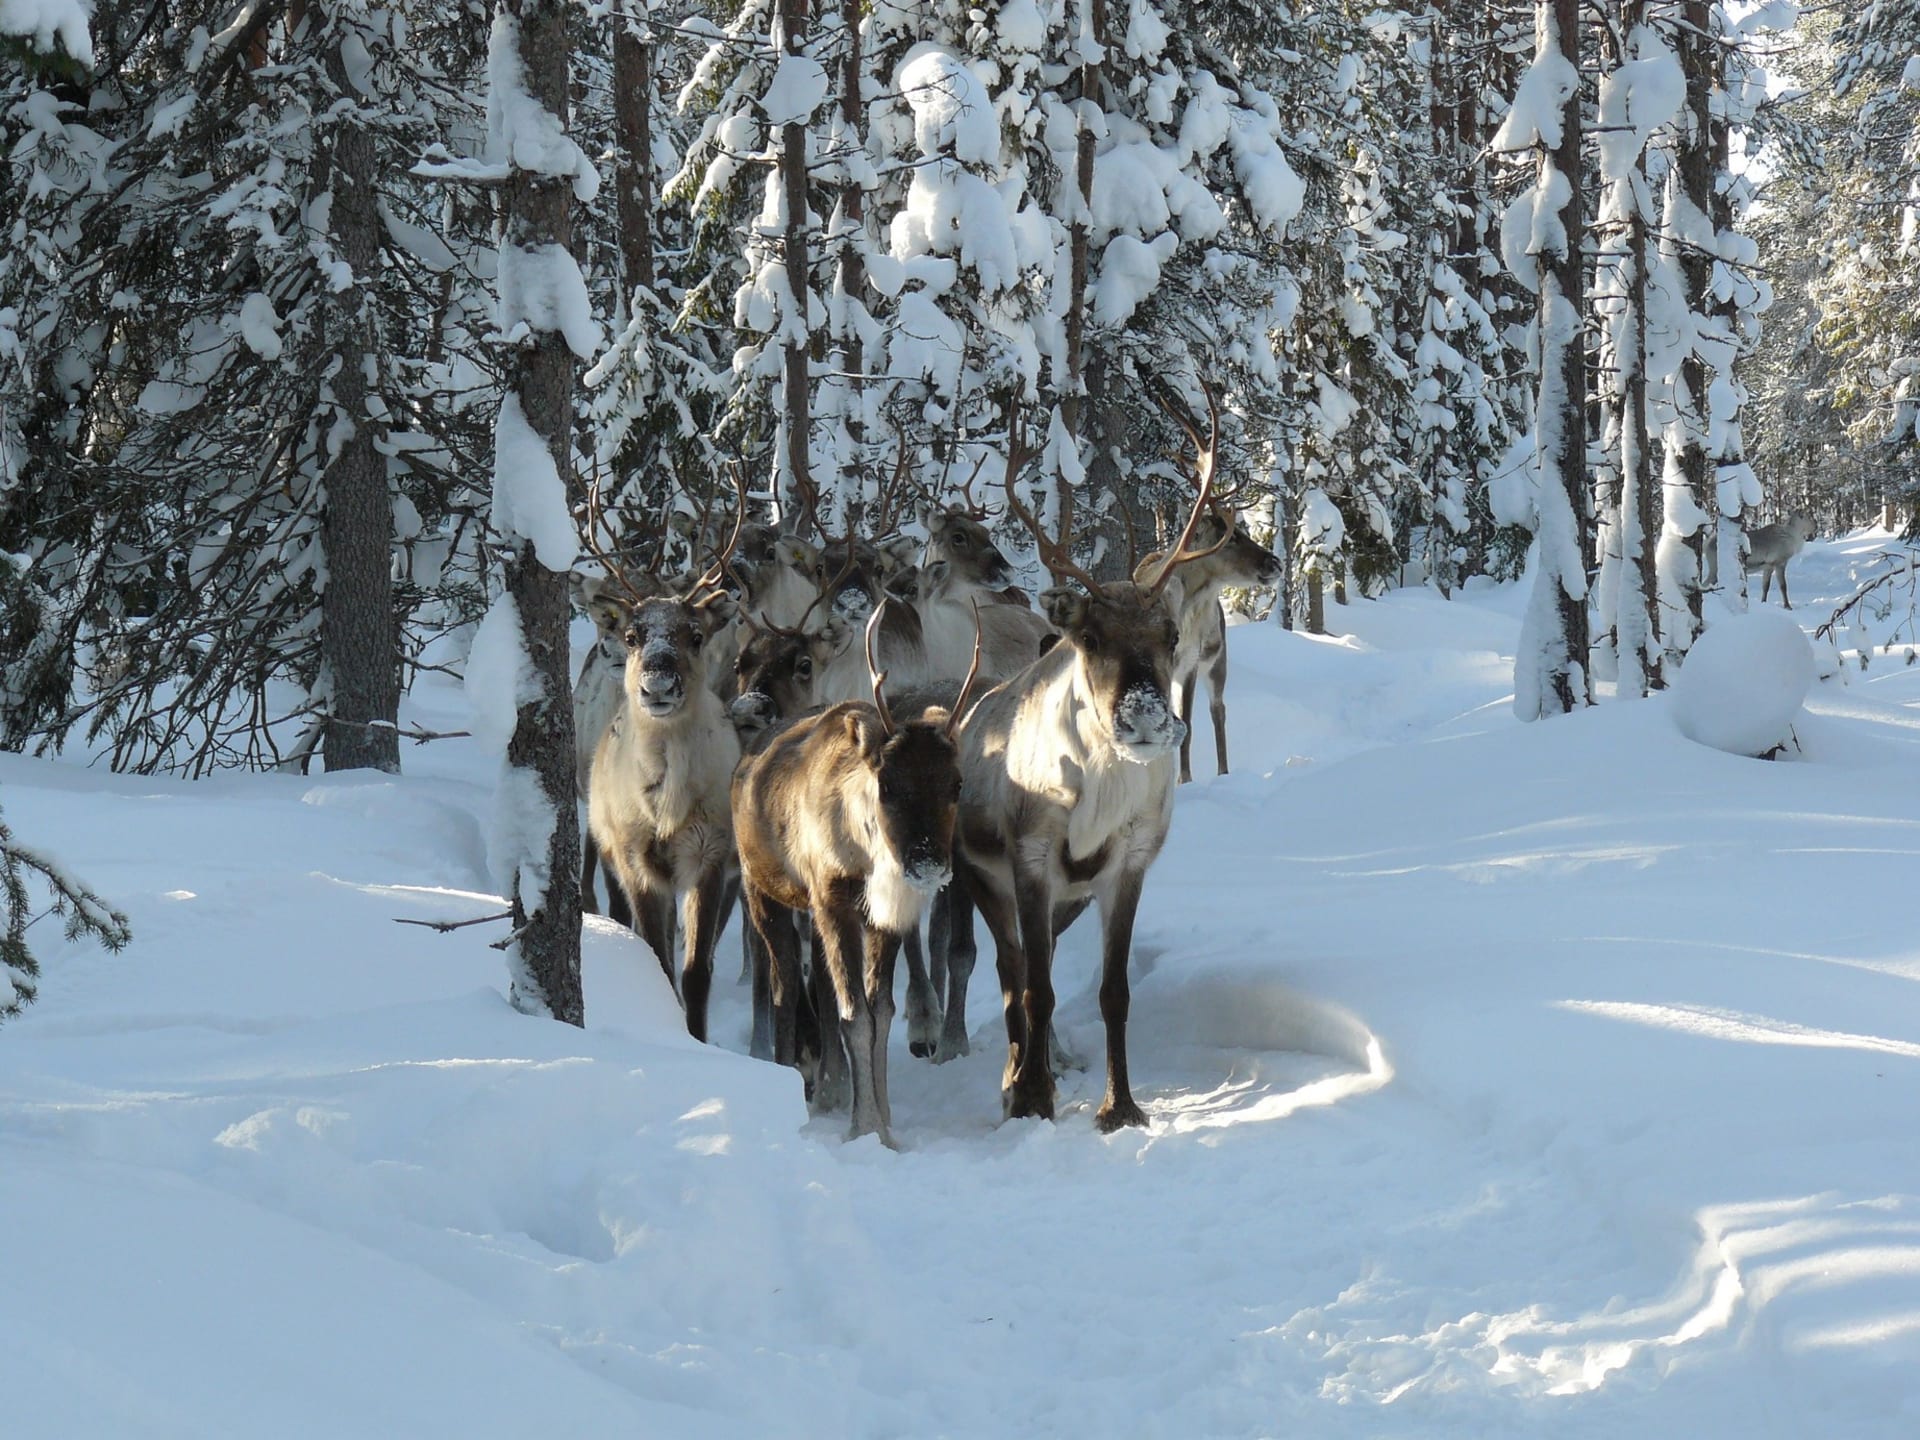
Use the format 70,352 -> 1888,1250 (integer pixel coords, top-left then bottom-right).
5,532 -> 1920,1436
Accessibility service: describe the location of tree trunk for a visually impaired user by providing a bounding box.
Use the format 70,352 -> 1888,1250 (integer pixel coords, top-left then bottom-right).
779,0 -> 813,529
1060,0 -> 1105,532
1670,0 -> 1719,652
318,14 -> 399,773
1515,0 -> 1591,718
612,21 -> 655,296
499,0 -> 583,1026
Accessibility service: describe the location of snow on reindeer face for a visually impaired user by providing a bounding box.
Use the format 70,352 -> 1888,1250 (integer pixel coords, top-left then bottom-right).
1040,583 -> 1187,763
622,596 -> 731,718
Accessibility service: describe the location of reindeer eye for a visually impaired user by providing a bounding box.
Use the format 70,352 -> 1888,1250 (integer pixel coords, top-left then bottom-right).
1081,631 -> 1100,655
796,657 -> 813,679
688,631 -> 704,652
954,535 -> 969,549
622,627 -> 641,650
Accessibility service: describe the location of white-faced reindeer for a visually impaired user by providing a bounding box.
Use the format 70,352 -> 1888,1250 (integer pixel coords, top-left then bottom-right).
1130,404 -> 1282,783
917,473 -> 1054,679
950,392 -> 1230,1130
1746,514 -> 1816,608
585,507 -> 743,1044
732,608 -> 982,1145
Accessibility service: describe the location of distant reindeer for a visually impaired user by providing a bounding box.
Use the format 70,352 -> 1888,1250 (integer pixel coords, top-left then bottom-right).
1745,514 -> 1816,608
1132,437 -> 1282,782
585,504 -> 743,1044
732,608 -> 982,1144
951,391 -> 1228,1129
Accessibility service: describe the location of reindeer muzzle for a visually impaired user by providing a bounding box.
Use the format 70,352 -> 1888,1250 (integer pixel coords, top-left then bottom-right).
832,584 -> 874,623
729,691 -> 777,732
1112,684 -> 1186,759
636,667 -> 686,715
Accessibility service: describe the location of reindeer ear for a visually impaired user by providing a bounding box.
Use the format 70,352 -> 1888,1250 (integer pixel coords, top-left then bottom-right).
697,590 -> 738,627
775,537 -> 818,571
667,511 -> 697,538
1040,587 -> 1090,630
590,596 -> 629,637
878,534 -> 921,572
842,706 -> 882,757
570,571 -> 595,608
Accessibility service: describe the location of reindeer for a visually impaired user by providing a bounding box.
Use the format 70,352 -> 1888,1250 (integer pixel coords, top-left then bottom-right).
585,499 -> 743,1044
732,608 -> 982,1144
950,389 -> 1229,1130
1745,514 -> 1816,608
571,572 -> 639,925
1130,408 -> 1282,782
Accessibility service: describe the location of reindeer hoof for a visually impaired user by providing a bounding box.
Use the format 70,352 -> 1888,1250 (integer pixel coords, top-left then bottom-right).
1003,1081 -> 1056,1122
1095,1096 -> 1148,1133
933,1028 -> 970,1063
909,1038 -> 934,1059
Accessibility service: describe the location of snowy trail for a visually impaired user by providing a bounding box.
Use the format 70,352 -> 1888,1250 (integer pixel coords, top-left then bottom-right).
6,530 -> 1920,1436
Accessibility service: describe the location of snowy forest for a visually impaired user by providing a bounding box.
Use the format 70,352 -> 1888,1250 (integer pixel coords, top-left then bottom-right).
5,0 -> 1920,1434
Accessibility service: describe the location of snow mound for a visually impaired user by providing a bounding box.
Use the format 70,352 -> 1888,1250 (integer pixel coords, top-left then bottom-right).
1672,608 -> 1815,757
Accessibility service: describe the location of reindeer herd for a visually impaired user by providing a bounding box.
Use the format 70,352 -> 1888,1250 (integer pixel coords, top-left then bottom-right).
569,393 -> 1280,1147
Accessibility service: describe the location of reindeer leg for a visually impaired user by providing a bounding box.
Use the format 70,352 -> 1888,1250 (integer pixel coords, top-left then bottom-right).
580,829 -> 601,916
808,923 -> 851,1115
678,869 -> 726,1044
866,926 -> 901,1146
1006,861 -> 1058,1121
1093,869 -> 1150,1132
817,888 -> 885,1143
1780,567 -> 1792,610
603,861 -> 633,930
901,921 -> 941,1060
1045,898 -> 1091,1075
936,882 -> 978,1062
928,888 -> 950,1002
1209,646 -> 1230,777
632,881 -> 677,994
1176,669 -> 1197,785
743,883 -> 778,1063
961,860 -> 1028,1102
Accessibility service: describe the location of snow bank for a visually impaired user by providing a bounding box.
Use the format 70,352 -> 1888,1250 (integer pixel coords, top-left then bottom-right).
1672,607 -> 1816,757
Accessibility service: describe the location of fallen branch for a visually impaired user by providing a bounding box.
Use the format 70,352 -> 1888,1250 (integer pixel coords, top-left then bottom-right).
394,910 -> 512,935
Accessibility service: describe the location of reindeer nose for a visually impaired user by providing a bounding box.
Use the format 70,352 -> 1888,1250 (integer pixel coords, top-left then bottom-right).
833,586 -> 873,622
729,692 -> 776,730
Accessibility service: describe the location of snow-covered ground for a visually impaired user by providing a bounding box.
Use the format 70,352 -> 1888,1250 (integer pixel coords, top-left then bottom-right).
6,532 -> 1920,1437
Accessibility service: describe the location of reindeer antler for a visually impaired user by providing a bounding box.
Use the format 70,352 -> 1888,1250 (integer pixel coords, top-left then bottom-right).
583,475 -> 657,608
999,398 -> 1106,594
947,599 -> 984,739
951,449 -> 998,523
1147,378 -> 1234,596
865,601 -> 897,736
682,468 -> 748,604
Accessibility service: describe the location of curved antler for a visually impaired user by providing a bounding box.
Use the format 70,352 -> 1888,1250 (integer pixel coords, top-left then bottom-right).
583,475 -> 658,608
683,467 -> 748,604
865,601 -> 896,736
998,398 -> 1106,594
947,599 -> 984,739
1147,378 -> 1234,596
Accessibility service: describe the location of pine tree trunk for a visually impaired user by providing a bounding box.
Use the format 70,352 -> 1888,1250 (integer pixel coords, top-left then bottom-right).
612,22 -> 654,296
318,17 -> 399,774
1672,0 -> 1719,649
1061,0 -> 1105,532
780,0 -> 813,528
500,0 -> 583,1027
1516,0 -> 1592,718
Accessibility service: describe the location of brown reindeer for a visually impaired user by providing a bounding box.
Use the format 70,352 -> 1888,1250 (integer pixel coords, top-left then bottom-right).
732,606 -> 982,1144
585,501 -> 744,1043
951,389 -> 1229,1129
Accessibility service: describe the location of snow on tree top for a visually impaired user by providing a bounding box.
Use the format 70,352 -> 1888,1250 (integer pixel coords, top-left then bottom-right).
0,0 -> 93,68
761,53 -> 830,128
898,46 -> 999,166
